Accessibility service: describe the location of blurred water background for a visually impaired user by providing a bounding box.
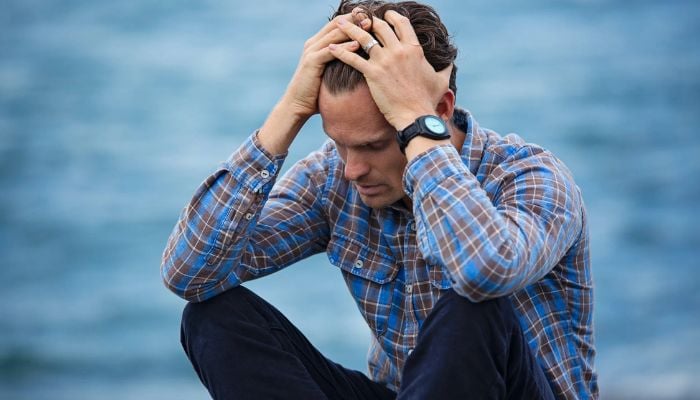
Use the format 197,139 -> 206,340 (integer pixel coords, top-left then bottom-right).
1,0 -> 699,398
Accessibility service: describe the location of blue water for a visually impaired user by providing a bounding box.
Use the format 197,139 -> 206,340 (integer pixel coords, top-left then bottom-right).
1,0 -> 699,399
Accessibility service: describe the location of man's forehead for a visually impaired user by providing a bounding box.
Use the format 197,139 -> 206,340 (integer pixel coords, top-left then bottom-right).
324,127 -> 393,147
319,84 -> 395,146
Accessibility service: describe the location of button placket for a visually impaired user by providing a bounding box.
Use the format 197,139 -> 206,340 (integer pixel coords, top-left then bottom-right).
408,221 -> 416,232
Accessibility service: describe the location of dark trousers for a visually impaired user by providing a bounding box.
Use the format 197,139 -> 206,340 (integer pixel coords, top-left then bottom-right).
180,286 -> 555,399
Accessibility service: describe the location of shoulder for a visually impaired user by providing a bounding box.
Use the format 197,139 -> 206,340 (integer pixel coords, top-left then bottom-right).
481,128 -> 547,165
469,126 -> 583,214
275,139 -> 351,200
284,140 -> 339,180
475,128 -> 575,182
453,109 -> 578,187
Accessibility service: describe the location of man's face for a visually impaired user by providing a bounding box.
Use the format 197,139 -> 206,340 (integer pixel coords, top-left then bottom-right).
319,82 -> 407,209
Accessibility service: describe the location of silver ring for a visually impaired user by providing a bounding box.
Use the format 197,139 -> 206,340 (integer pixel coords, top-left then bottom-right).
362,38 -> 379,54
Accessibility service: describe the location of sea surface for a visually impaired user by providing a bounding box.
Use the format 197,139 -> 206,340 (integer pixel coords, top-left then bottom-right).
1,0 -> 699,399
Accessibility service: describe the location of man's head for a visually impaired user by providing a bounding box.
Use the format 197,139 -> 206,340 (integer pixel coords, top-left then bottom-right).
322,0 -> 458,96
319,1 -> 458,209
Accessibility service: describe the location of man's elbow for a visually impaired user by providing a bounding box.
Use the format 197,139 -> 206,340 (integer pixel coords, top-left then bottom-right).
450,271 -> 517,303
161,258 -> 204,302
449,251 -> 524,302
161,257 -> 241,303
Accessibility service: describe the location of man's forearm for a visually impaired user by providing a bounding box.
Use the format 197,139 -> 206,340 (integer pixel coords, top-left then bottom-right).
257,12 -> 369,156
404,135 -> 451,162
257,98 -> 310,156
161,133 -> 287,302
404,145 -> 583,302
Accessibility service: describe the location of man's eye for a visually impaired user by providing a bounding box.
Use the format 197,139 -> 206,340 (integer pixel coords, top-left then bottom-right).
367,141 -> 388,150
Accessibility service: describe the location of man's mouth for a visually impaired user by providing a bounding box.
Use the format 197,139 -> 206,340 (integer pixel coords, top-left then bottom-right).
356,184 -> 383,196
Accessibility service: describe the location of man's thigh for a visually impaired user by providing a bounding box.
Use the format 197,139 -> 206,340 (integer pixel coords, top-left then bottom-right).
181,285 -> 396,400
398,290 -> 554,399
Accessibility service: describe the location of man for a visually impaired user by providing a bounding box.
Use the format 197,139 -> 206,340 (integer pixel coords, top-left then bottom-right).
161,1 -> 597,398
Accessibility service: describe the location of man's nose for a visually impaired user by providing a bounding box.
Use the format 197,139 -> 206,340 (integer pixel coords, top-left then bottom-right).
343,152 -> 370,181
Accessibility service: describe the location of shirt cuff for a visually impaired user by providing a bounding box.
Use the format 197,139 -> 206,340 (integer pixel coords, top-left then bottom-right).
403,144 -> 471,201
221,130 -> 287,193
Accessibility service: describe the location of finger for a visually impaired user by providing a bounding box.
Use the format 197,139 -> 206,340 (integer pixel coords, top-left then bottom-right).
307,27 -> 352,52
384,10 -> 419,45
312,40 -> 360,64
437,64 -> 453,91
307,14 -> 354,47
438,64 -> 454,81
359,18 -> 372,31
351,7 -> 372,31
328,42 -> 371,72
336,18 -> 377,51
370,16 -> 400,48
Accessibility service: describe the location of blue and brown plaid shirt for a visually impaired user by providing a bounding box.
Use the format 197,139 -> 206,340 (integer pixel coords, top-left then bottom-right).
162,109 -> 597,398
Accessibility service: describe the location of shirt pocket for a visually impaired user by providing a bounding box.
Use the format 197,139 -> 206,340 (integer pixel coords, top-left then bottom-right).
327,234 -> 398,337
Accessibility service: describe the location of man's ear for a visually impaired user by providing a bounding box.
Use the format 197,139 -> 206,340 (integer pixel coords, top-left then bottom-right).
435,89 -> 455,122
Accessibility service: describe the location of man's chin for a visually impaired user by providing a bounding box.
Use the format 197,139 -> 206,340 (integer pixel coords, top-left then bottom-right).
358,193 -> 400,209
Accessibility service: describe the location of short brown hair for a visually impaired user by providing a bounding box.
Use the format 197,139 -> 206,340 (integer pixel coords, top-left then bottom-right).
322,0 -> 458,95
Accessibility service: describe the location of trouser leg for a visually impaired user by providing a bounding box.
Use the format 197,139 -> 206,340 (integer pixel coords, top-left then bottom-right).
397,291 -> 555,400
180,285 -> 396,400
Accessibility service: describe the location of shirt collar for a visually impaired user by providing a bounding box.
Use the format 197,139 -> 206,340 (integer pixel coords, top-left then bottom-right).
453,107 -> 486,177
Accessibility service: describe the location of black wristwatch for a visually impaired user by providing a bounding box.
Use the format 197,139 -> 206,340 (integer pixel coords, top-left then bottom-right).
396,115 -> 450,153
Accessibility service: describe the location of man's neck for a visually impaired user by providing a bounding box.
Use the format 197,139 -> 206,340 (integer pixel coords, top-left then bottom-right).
449,108 -> 468,151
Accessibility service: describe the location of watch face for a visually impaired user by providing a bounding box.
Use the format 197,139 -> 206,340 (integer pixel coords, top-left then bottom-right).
425,116 -> 446,134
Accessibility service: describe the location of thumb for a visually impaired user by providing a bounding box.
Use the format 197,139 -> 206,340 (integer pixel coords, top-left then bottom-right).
437,64 -> 454,91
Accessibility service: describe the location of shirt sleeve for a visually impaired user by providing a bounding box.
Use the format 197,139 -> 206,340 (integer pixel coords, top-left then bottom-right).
403,143 -> 583,302
161,132 -> 331,302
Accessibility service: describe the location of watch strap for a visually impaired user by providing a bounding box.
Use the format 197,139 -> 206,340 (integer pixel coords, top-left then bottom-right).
396,115 -> 449,153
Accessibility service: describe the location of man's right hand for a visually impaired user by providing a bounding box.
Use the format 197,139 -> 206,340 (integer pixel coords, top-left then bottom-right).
257,12 -> 369,155
283,13 -> 365,119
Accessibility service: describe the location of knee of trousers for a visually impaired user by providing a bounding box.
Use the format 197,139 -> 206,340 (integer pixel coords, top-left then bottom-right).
181,285 -> 266,344
424,291 -> 519,340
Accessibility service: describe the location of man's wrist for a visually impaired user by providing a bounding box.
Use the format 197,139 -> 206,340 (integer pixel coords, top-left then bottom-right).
405,136 -> 451,161
393,109 -> 435,131
397,114 -> 450,158
277,95 -> 315,125
258,100 -> 309,156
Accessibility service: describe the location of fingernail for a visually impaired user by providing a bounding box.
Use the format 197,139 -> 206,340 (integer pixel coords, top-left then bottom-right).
338,18 -> 346,26
361,19 -> 370,28
329,43 -> 338,50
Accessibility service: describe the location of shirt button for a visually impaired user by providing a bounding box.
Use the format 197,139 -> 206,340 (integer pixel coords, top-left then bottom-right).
405,284 -> 413,293
260,170 -> 270,179
409,222 -> 416,232
407,348 -> 414,356
354,260 -> 364,269
245,213 -> 254,220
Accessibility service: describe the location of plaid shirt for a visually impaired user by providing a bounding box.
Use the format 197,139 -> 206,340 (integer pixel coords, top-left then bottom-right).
162,109 -> 597,398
